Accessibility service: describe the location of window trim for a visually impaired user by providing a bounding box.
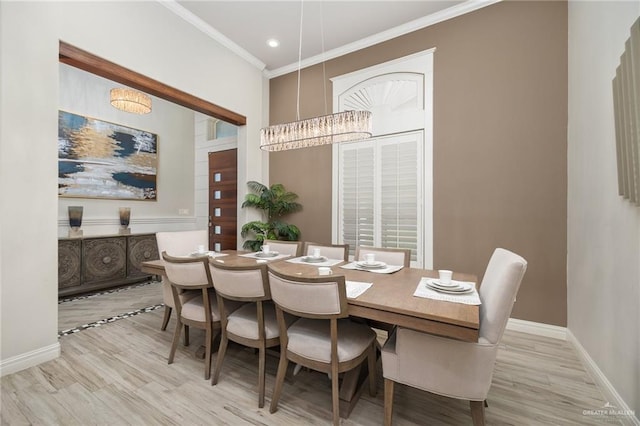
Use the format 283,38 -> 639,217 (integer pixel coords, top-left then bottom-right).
331,49 -> 434,268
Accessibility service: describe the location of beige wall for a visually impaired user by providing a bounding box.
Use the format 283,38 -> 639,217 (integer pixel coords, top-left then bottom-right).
270,1 -> 568,326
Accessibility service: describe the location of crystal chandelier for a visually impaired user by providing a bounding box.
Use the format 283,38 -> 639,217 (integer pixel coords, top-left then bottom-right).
260,110 -> 372,151
260,1 -> 372,151
110,88 -> 152,114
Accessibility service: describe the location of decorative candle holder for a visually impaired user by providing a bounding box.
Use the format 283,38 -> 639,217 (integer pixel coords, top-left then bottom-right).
68,206 -> 83,238
119,207 -> 131,235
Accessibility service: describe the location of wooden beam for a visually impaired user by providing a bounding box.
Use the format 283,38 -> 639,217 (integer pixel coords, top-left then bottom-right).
59,41 -> 246,126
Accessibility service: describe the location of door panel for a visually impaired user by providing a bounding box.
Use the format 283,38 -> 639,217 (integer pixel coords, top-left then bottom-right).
209,149 -> 237,250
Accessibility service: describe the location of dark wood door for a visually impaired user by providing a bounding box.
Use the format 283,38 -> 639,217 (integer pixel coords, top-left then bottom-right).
208,149 -> 237,251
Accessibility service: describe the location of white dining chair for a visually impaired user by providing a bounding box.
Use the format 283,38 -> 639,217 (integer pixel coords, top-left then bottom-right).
161,252 -> 222,380
262,239 -> 303,257
155,230 -> 207,331
267,268 -> 377,426
302,242 -> 349,261
354,246 -> 411,267
381,248 -> 527,425
209,261 -> 291,408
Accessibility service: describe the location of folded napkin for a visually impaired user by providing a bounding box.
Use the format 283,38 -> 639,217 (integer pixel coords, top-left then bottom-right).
188,251 -> 228,259
239,252 -> 291,261
340,262 -> 404,274
413,277 -> 481,305
286,256 -> 344,267
346,281 -> 373,299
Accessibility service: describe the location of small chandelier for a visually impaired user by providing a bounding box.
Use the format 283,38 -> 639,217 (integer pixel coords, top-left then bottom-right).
260,1 -> 372,151
110,88 -> 152,114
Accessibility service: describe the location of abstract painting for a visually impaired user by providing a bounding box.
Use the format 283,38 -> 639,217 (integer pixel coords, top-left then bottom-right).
58,111 -> 157,200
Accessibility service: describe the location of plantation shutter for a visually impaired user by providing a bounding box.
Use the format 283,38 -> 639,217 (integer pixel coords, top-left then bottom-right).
380,135 -> 420,263
338,131 -> 423,264
340,143 -> 375,257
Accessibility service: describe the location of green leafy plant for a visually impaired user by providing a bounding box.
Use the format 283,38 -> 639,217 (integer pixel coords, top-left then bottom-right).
240,181 -> 302,251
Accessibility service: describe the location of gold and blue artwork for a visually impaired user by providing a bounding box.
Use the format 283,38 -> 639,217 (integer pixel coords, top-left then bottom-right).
58,111 -> 158,200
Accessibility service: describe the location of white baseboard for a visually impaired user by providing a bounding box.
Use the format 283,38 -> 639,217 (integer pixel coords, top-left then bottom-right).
566,330 -> 639,426
0,342 -> 60,377
504,320 -> 637,424
506,317 -> 567,340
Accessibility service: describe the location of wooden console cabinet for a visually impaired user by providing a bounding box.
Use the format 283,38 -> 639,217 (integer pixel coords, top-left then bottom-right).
58,233 -> 159,297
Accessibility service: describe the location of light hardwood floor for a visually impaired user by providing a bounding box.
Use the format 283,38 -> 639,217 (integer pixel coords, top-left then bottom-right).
1,282 -> 617,425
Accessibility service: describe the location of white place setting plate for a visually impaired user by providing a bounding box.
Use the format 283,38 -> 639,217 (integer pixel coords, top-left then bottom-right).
429,279 -> 458,288
255,251 -> 279,258
301,256 -> 328,263
189,251 -> 213,257
355,260 -> 387,270
425,281 -> 474,294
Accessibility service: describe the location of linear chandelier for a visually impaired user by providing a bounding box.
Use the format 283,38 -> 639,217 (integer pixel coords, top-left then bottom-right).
260,110 -> 372,151
110,88 -> 152,114
260,0 -> 372,151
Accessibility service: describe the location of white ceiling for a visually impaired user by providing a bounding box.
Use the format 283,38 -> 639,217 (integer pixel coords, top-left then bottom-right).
167,1 -> 496,78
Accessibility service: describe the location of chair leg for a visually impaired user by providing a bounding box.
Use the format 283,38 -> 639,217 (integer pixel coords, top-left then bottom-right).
269,353 -> 289,414
168,317 -> 182,364
258,345 -> 266,408
160,306 -> 172,331
470,400 -> 486,426
367,343 -> 377,397
384,378 -> 394,426
331,361 -> 340,426
183,325 -> 190,346
211,333 -> 228,386
204,325 -> 213,380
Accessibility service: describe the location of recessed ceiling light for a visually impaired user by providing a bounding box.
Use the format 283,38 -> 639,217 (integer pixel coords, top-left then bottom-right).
267,39 -> 279,48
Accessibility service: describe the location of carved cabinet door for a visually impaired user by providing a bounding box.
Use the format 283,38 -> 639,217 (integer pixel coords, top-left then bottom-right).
58,239 -> 82,289
82,237 -> 127,284
127,234 -> 159,277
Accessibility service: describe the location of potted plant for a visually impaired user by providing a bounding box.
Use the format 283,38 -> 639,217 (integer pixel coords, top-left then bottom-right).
240,181 -> 302,251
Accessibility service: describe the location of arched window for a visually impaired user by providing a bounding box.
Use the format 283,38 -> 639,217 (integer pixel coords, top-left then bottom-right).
332,50 -> 433,267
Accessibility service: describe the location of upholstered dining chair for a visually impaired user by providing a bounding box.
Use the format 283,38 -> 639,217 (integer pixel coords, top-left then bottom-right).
353,246 -> 412,333
302,242 -> 349,261
267,268 -> 377,426
209,261 -> 289,408
354,246 -> 411,267
381,248 -> 527,426
161,251 -> 226,380
262,239 -> 303,257
155,230 -> 207,331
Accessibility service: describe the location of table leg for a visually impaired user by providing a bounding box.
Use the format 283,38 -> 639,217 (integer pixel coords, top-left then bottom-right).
338,362 -> 371,418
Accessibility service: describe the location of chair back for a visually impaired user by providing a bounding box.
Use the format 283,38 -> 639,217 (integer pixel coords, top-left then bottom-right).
303,242 -> 349,261
267,269 -> 348,319
478,248 -> 527,344
354,246 -> 411,267
263,239 -> 302,257
210,262 -> 270,301
156,230 -> 207,256
161,251 -> 213,289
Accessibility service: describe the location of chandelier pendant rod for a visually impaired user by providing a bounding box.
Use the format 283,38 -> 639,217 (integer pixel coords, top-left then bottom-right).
320,0 -> 328,115
295,0 -> 304,121
258,0 -> 372,152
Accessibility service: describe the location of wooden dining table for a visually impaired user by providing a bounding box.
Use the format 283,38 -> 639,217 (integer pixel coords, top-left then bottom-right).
141,251 -> 479,417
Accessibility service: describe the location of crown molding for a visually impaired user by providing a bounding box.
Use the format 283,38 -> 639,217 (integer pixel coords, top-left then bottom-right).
158,0 -> 266,72
265,0 -> 501,79
158,0 -> 500,79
